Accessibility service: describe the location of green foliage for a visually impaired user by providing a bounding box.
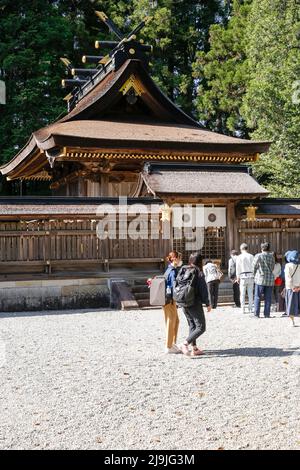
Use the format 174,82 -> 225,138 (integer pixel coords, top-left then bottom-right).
136,0 -> 225,113
242,0 -> 300,197
193,0 -> 252,136
193,0 -> 300,197
0,1 -> 69,166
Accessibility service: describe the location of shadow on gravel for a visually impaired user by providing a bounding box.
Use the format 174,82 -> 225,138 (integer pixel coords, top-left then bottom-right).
203,347 -> 300,358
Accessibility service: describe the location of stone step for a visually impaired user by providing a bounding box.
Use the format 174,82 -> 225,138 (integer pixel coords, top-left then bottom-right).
133,292 -> 150,301
130,277 -> 235,307
137,299 -> 151,308
133,279 -> 151,286
131,285 -> 149,294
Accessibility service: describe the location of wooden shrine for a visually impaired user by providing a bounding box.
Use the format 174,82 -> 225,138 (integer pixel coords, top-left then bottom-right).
1,11 -> 299,312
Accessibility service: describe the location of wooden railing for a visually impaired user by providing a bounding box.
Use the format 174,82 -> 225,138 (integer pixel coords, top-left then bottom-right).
238,219 -> 300,255
0,212 -> 170,276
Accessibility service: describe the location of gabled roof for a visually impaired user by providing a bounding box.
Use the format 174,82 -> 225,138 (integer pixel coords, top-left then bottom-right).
58,59 -> 200,126
0,58 -> 271,180
135,163 -> 268,198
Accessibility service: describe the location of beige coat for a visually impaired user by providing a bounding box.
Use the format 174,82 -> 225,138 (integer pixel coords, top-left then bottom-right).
285,263 -> 300,290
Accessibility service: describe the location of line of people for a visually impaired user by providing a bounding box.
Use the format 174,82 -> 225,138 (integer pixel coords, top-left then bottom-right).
160,243 -> 299,357
228,242 -> 300,325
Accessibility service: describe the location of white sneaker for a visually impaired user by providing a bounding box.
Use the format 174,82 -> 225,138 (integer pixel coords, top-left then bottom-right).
165,344 -> 182,354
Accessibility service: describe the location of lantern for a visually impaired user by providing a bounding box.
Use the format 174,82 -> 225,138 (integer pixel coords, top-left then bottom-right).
246,205 -> 257,221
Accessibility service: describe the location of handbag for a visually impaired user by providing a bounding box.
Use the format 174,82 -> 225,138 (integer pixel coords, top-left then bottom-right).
216,268 -> 224,281
274,277 -> 283,286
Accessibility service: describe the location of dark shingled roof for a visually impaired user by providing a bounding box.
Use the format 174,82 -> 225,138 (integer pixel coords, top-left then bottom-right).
33,120 -> 270,153
141,165 -> 268,197
237,199 -> 300,216
0,196 -> 162,217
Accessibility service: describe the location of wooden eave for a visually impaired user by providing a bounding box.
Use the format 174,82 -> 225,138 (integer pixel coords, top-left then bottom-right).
59,147 -> 260,164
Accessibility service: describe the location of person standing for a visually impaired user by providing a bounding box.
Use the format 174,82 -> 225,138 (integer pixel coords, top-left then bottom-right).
178,253 -> 212,356
253,242 -> 275,318
228,250 -> 241,308
163,250 -> 181,354
273,253 -> 283,312
236,243 -> 254,314
284,250 -> 300,327
203,260 -> 221,309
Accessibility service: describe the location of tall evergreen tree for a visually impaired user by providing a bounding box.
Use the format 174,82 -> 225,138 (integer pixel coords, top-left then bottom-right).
0,1 -> 71,167
0,0 -> 107,193
193,0 -> 252,136
130,0 -> 225,115
242,0 -> 300,196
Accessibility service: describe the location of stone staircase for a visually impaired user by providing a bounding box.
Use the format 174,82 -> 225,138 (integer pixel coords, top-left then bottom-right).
129,276 -> 235,309
218,278 -> 236,304
130,280 -> 151,308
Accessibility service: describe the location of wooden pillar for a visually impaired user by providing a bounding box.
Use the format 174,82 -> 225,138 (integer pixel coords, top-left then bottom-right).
78,177 -> 86,197
87,179 -> 101,196
100,174 -> 109,196
226,201 -> 238,254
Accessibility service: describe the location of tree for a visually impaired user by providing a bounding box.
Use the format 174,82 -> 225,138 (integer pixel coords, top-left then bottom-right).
0,1 -> 69,168
0,0 -> 108,193
130,0 -> 225,116
193,0 -> 252,136
242,0 -> 300,196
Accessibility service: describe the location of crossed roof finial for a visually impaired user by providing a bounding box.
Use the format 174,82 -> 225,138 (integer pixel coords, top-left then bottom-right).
60,11 -> 152,110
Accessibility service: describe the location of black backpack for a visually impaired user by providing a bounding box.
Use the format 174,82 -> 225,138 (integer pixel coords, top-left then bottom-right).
173,266 -> 198,307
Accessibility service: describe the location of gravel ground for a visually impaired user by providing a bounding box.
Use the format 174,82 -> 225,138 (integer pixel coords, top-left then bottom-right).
0,306 -> 299,450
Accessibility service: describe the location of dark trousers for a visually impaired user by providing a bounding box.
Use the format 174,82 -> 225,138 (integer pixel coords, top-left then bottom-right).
233,281 -> 241,307
182,302 -> 206,346
207,280 -> 220,309
254,284 -> 273,317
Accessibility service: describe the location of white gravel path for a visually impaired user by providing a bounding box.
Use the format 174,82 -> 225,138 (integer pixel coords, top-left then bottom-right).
0,306 -> 299,450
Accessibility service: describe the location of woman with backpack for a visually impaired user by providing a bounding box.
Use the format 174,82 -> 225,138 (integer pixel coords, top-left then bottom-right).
175,253 -> 212,357
284,250 -> 300,327
163,250 -> 182,354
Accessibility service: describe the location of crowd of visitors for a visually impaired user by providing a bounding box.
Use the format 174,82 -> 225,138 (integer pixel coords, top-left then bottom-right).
150,242 -> 299,357
228,242 -> 299,325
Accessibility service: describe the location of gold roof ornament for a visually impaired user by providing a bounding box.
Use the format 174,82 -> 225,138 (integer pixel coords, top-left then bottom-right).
119,74 -> 144,96
246,204 -> 258,221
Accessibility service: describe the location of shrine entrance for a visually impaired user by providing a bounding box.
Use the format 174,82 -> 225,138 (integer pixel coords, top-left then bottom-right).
173,226 -> 226,268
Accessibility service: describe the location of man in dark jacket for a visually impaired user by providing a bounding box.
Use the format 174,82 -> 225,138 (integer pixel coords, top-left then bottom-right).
180,253 -> 212,357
